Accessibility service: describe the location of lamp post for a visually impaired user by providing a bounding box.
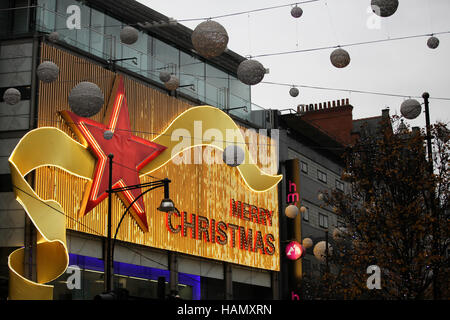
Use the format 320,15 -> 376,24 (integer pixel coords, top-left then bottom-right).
422,92 -> 433,173
401,92 -> 440,299
104,155 -> 175,294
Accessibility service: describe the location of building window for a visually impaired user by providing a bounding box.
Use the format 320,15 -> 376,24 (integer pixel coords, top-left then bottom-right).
319,213 -> 328,228
302,206 -> 309,221
301,161 -> 308,173
336,179 -> 344,192
317,170 -> 327,183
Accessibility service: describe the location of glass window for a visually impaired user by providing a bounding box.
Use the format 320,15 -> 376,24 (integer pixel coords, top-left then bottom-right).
228,75 -> 250,120
55,0 -> 80,49
13,0 -> 30,34
0,2 -> 11,37
317,169 -> 327,183
180,51 -> 205,101
89,8 -> 104,57
36,0 -> 56,32
301,161 -> 308,173
104,15 -> 123,61
75,4 -> 91,53
319,213 -> 328,228
152,38 -> 179,83
232,281 -> 272,300
336,179 -> 344,192
205,65 -> 228,109
200,276 -> 224,300
121,30 -> 148,75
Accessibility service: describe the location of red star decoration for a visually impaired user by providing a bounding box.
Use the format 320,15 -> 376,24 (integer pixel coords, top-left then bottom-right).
60,76 -> 166,232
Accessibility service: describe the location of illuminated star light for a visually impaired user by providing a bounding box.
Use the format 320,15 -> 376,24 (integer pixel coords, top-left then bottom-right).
60,76 -> 166,231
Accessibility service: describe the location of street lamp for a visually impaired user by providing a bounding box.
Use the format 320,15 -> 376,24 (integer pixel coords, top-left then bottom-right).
400,92 -> 441,299
104,154 -> 176,294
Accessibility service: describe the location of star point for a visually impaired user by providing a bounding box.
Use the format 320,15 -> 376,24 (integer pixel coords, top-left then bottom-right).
60,76 -> 166,232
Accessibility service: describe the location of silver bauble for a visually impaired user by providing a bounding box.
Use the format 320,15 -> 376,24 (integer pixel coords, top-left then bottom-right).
371,0 -> 399,17
159,71 -> 171,83
400,99 -> 421,120
291,6 -> 303,18
48,32 -> 59,42
330,48 -> 351,68
285,205 -> 299,219
302,238 -> 313,249
37,61 -> 59,83
164,75 -> 180,91
68,82 -> 104,117
427,36 -> 439,49
237,59 -> 266,85
191,20 -> 229,58
289,87 -> 299,97
3,88 -> 21,105
120,26 -> 139,45
103,130 -> 114,140
222,145 -> 245,167
332,227 -> 347,241
313,241 -> 332,262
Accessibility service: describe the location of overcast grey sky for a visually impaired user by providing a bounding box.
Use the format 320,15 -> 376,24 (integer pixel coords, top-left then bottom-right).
138,0 -> 450,128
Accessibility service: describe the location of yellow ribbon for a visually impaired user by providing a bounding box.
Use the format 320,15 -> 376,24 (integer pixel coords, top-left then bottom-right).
8,106 -> 281,299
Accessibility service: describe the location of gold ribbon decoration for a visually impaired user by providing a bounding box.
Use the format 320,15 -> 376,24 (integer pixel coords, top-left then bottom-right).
8,127 -> 94,300
141,105 -> 283,192
8,105 -> 281,299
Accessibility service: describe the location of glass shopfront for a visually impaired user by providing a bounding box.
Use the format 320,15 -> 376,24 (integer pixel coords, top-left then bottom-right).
50,254 -> 200,300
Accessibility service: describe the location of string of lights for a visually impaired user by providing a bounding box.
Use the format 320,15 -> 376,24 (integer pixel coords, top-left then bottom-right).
150,1 -> 320,22
251,30 -> 450,58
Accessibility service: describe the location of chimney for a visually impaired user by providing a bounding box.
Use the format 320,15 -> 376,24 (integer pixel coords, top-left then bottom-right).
299,98 -> 354,145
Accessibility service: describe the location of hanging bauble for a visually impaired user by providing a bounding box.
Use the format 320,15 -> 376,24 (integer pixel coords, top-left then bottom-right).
330,48 -> 351,68
302,238 -> 313,249
313,241 -> 332,262
285,205 -> 299,219
290,6 -> 303,18
332,227 -> 347,241
159,71 -> 171,83
48,31 -> 59,42
191,20 -> 229,58
371,0 -> 399,17
68,82 -> 104,117
289,87 -> 299,97
103,130 -> 114,140
37,61 -> 59,83
427,36 -> 439,49
3,88 -> 21,105
120,26 -> 139,45
237,59 -> 266,85
400,99 -> 421,120
222,145 -> 245,167
164,75 -> 180,91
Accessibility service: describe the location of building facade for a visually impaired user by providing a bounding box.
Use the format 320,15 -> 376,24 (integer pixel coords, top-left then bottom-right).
0,0 -> 280,300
